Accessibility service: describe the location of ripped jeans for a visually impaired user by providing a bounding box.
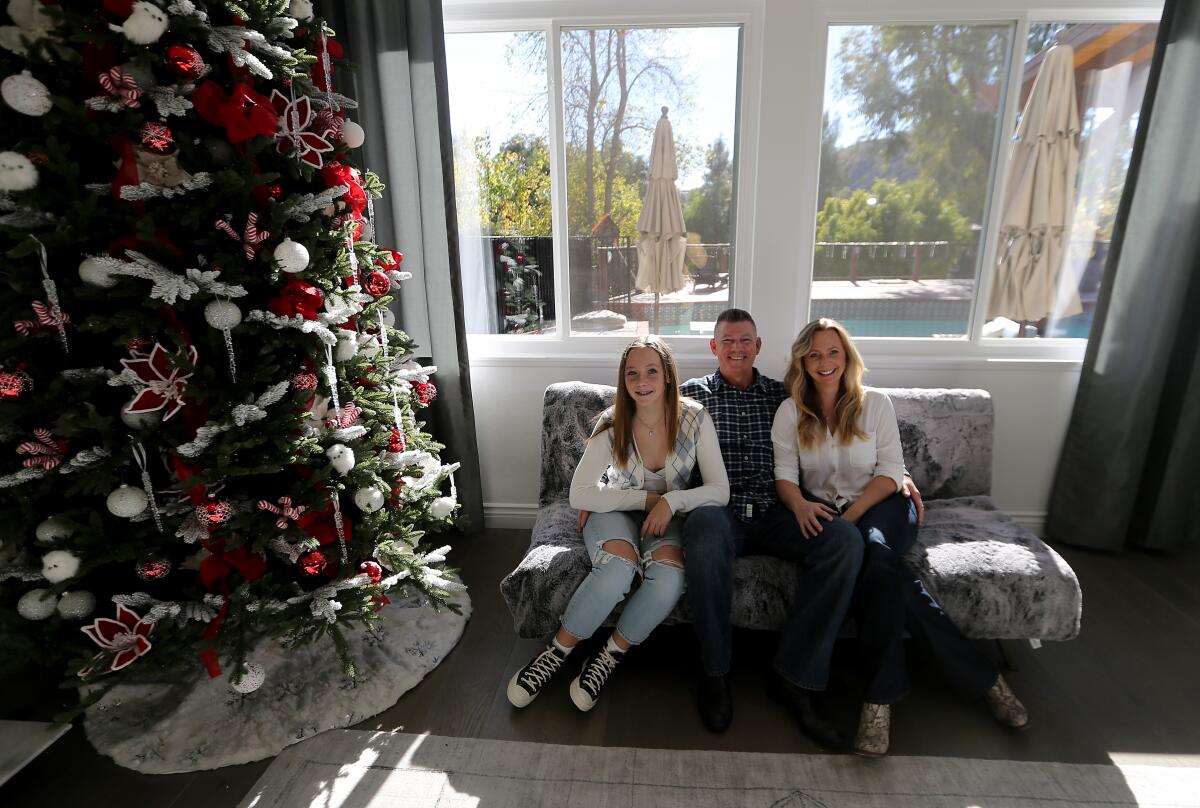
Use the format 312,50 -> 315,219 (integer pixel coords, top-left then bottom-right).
559,510 -> 686,645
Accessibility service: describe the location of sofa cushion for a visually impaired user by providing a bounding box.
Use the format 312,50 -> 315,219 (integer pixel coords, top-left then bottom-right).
499,496 -> 1082,642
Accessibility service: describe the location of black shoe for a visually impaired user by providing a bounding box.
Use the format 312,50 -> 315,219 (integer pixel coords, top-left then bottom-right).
569,647 -> 622,712
698,674 -> 733,732
766,673 -> 845,751
507,645 -> 567,708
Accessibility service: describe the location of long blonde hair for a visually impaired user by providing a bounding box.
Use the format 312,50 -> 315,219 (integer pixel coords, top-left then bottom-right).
595,336 -> 681,466
783,318 -> 869,448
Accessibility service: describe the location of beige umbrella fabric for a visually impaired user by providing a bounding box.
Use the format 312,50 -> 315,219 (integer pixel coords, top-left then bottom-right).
989,44 -> 1081,326
636,108 -> 688,301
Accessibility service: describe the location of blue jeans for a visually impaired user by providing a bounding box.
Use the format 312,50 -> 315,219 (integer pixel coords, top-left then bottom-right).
559,510 -> 686,645
683,504 -> 863,690
852,493 -> 997,703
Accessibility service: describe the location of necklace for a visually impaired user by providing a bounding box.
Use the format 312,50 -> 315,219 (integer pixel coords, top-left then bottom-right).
635,412 -> 666,437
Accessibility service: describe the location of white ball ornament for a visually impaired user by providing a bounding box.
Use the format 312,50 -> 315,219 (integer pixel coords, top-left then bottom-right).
229,662 -> 266,694
121,399 -> 161,430
42,549 -> 81,583
79,256 -> 118,288
353,486 -> 385,513
0,150 -> 37,191
273,238 -> 310,273
380,308 -> 396,328
326,444 -> 356,475
429,495 -> 457,520
341,120 -> 366,148
2,70 -> 51,116
334,329 -> 359,362
17,588 -> 56,621
35,515 -> 74,544
288,0 -> 315,21
204,299 -> 243,330
57,590 -> 96,620
121,1 -> 169,44
107,484 -> 149,518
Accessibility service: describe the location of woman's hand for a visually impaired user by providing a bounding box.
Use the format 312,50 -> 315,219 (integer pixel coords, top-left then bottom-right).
641,497 -> 674,537
793,499 -> 837,538
577,509 -> 590,531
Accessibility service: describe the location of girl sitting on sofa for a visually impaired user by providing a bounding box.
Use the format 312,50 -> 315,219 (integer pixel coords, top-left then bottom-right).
507,335 -> 729,712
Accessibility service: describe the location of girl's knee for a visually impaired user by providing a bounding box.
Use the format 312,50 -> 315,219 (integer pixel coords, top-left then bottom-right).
649,545 -> 683,568
641,550 -> 686,601
600,539 -> 638,564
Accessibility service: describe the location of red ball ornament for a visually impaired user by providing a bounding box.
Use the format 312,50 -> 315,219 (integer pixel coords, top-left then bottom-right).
135,557 -> 172,581
359,561 -> 382,583
0,369 -> 33,401
195,499 -> 233,525
165,44 -> 206,81
298,550 -> 328,576
292,372 -> 318,391
515,253 -> 526,266
363,270 -> 391,297
140,122 -> 175,155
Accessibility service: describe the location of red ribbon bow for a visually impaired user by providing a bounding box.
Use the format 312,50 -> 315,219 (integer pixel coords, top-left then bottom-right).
257,495 -> 307,529
98,67 -> 140,108
16,428 -> 67,470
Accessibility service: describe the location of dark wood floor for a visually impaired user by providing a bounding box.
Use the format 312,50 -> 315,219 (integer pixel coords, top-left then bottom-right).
3,528 -> 1199,807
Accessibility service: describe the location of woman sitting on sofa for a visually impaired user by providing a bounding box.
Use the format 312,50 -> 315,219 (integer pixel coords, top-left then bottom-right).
772,318 -> 1028,756
506,335 -> 729,712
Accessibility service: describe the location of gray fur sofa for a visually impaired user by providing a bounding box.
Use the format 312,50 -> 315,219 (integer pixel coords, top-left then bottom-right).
500,382 -> 1082,644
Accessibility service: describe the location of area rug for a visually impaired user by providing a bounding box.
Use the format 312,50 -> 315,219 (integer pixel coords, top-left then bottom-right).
83,592 -> 470,774
238,729 -> 1200,808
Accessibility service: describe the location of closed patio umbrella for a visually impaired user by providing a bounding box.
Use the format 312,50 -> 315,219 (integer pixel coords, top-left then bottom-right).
988,44 -> 1081,333
636,107 -> 687,332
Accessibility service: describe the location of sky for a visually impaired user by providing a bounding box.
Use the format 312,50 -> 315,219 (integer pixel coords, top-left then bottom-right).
444,27 -> 740,190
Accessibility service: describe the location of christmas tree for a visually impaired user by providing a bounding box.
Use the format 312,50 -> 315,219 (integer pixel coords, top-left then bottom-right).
494,237 -> 545,333
0,0 -> 462,693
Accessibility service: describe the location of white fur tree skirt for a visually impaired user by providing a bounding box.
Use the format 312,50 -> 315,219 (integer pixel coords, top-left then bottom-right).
81,592 -> 471,774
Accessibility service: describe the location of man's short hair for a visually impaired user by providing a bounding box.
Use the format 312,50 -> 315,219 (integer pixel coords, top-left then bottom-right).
715,308 -> 756,331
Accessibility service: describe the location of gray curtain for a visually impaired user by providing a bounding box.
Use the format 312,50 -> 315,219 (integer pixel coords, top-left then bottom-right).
1046,0 -> 1199,551
321,0 -> 484,532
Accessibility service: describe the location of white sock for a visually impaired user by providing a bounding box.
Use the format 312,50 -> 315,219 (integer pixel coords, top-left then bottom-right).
551,637 -> 574,656
605,635 -> 627,656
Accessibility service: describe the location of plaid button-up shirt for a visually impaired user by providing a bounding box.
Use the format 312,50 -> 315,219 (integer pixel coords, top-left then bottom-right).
681,369 -> 788,523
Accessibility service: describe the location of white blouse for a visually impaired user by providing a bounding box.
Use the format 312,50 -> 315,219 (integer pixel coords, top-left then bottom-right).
771,388 -> 905,510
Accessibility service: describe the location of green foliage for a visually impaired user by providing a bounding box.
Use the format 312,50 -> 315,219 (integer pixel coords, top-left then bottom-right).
815,178 -> 971,279
835,24 -> 1012,222
0,0 -> 460,690
463,134 -> 552,237
682,137 -> 733,245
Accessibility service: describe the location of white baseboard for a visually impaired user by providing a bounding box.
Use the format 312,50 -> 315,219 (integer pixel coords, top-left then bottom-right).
484,502 -> 539,530
486,503 -> 1047,536
1008,510 -> 1046,536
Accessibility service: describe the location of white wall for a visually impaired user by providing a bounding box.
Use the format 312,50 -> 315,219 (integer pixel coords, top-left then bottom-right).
447,0 -> 1160,533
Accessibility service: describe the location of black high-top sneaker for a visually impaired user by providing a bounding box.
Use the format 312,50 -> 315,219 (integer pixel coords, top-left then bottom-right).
569,647 -> 622,712
507,645 -> 567,708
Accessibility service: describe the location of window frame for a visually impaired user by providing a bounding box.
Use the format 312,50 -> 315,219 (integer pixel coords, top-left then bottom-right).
443,0 -> 1163,367
444,1 -> 764,361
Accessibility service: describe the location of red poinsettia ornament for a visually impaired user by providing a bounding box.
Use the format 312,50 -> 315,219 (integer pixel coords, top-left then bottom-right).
81,604 -> 154,673
271,90 -> 334,168
193,81 -> 279,144
120,343 -> 198,421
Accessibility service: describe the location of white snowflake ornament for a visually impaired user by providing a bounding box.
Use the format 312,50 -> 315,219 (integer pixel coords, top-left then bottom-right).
2,70 -> 51,116
42,549 -> 81,583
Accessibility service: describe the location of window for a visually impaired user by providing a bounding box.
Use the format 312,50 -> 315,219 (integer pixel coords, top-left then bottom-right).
445,32 -> 556,335
562,26 -> 742,336
986,22 -> 1159,339
812,23 -> 1015,339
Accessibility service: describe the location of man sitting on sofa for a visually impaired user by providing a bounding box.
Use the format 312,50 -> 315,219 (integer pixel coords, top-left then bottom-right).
680,308 -> 924,750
